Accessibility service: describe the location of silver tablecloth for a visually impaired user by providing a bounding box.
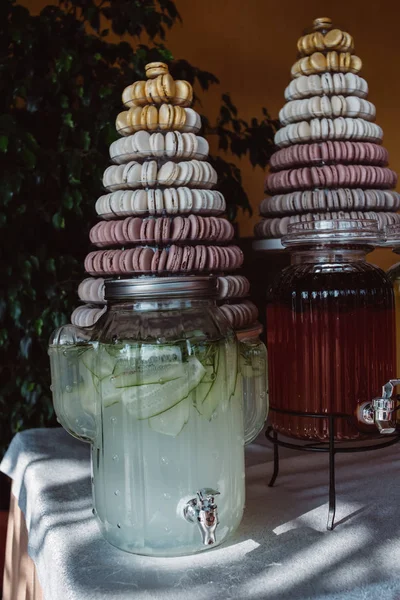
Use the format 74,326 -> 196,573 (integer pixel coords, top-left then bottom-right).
2,428 -> 400,600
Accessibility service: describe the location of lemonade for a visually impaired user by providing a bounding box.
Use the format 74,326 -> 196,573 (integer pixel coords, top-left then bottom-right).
49,337 -> 245,556
49,276 -> 269,556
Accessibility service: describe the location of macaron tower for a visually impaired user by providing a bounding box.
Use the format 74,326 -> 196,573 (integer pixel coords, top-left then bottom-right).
255,17 -> 400,240
71,62 -> 258,331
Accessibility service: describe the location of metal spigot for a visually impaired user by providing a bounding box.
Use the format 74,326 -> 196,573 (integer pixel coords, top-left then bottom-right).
183,488 -> 220,546
360,379 -> 400,434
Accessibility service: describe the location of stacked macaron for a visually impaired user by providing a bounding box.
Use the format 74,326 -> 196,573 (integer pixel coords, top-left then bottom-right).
72,62 -> 258,330
255,17 -> 400,240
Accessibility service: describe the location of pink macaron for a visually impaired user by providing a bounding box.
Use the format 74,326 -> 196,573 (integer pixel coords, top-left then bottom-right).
269,141 -> 389,171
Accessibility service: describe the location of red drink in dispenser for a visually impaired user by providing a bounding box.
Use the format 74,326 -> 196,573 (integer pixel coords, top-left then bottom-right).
267,220 -> 396,441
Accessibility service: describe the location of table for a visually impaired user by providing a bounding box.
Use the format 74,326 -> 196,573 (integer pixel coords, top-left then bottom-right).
2,428 -> 400,600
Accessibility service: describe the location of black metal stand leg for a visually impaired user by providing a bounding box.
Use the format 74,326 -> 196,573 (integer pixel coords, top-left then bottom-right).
327,415 -> 336,531
268,428 -> 279,487
265,408 -> 400,532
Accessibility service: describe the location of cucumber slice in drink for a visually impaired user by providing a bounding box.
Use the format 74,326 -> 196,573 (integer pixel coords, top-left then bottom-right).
120,356 -> 205,419
193,381 -> 213,411
240,363 -> 254,379
149,396 -> 190,436
81,344 -> 115,380
226,340 -> 238,399
231,370 -> 243,405
112,363 -> 186,388
78,361 -> 98,416
58,345 -> 97,417
112,345 -> 184,387
198,346 -> 228,420
101,376 -> 123,408
113,344 -> 182,367
104,344 -> 126,358
192,365 -> 215,410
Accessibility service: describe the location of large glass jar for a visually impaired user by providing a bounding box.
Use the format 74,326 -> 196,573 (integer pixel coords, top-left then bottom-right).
49,276 -> 267,557
385,226 -> 400,377
267,220 -> 396,441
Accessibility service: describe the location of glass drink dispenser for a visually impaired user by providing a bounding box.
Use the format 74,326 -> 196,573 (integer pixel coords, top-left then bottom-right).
266,220 -> 396,441
49,276 -> 267,556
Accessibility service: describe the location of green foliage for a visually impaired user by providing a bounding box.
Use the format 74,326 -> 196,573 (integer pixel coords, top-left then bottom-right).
0,0 -> 276,456
207,95 -> 278,220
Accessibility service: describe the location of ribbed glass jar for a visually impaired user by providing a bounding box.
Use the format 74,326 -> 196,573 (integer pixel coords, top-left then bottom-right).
266,220 -> 396,441
385,225 -> 400,378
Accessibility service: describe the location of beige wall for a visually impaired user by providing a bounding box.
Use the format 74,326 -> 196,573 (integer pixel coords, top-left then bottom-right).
23,0 -> 400,269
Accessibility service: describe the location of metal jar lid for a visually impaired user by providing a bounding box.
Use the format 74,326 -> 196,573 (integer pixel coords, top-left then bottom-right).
381,224 -> 400,248
105,276 -> 218,301
282,219 -> 381,247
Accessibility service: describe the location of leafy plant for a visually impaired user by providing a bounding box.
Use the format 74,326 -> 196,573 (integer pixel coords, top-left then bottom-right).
0,0 -> 277,456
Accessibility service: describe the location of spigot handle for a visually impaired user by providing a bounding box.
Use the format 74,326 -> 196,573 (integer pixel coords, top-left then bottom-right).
183,488 -> 220,546
198,488 -> 219,506
360,379 -> 399,435
382,379 -> 400,400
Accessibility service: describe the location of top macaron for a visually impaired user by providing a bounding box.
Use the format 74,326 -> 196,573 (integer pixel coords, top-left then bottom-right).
297,20 -> 354,57
122,63 -> 194,108
290,18 -> 362,79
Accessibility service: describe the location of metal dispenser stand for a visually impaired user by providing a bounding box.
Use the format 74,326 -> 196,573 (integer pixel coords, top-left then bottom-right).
265,403 -> 400,531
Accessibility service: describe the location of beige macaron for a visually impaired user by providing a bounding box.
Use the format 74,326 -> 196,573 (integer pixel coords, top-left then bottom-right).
324,28 -> 343,49
145,105 -> 158,131
129,106 -> 143,130
174,80 -> 193,107
145,62 -> 168,79
173,105 -> 187,130
350,55 -> 362,74
291,60 -> 302,78
313,17 -> 333,30
157,74 -> 175,103
302,34 -> 314,55
133,80 -> 146,104
313,31 -> 325,51
159,104 -> 175,130
115,111 -> 130,135
339,52 -> 347,71
327,51 -> 339,72
147,78 -> 161,104
297,36 -> 304,55
122,84 -> 134,107
341,32 -> 354,52
310,52 -> 326,72
300,56 -> 313,76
